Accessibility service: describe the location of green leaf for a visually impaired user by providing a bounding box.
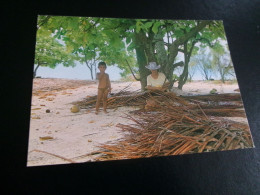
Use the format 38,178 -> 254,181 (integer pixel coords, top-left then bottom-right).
129,25 -> 136,30
144,22 -> 153,29
174,29 -> 184,37
152,22 -> 161,34
136,21 -> 142,33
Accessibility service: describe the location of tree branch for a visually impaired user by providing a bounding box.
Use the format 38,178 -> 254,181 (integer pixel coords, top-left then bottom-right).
195,37 -> 214,47
174,21 -> 211,46
187,40 -> 198,61
125,60 -> 141,81
172,61 -> 184,69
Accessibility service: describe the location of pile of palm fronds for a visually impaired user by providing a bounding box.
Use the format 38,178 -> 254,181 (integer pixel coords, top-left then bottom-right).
74,90 -> 253,160
76,89 -> 148,109
75,89 -> 253,160
76,88 -> 245,117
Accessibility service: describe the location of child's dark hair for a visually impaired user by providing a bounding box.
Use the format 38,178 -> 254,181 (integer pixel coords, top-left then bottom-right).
98,61 -> 106,68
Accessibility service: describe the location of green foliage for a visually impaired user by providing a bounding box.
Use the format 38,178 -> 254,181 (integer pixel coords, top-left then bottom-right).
172,73 -> 179,80
35,15 -> 227,84
210,46 -> 235,83
136,20 -> 143,33
35,20 -> 76,70
191,49 -> 215,80
152,21 -> 161,34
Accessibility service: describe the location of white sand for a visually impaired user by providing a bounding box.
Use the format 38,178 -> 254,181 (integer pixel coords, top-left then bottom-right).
27,80 -> 141,166
172,80 -> 240,96
27,79 -> 242,166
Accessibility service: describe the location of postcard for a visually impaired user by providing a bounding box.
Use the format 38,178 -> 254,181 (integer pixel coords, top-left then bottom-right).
27,15 -> 254,166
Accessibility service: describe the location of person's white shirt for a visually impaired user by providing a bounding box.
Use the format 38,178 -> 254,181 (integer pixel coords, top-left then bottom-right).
147,72 -> 168,87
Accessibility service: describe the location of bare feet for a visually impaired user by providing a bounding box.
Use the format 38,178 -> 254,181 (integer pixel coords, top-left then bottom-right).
104,110 -> 108,114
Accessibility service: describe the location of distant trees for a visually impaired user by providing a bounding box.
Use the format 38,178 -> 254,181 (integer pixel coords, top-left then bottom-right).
34,30 -> 75,78
33,16 -> 76,78
192,50 -> 214,81
187,44 -> 235,83
211,45 -> 234,83
176,21 -> 225,89
187,61 -> 197,82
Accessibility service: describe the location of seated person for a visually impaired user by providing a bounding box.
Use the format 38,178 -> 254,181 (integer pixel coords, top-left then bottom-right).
145,62 -> 170,91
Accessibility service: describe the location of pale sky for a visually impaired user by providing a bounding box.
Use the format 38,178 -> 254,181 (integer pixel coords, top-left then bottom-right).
36,61 -> 124,81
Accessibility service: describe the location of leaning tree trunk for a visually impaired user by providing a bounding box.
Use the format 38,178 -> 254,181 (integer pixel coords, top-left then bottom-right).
94,64 -> 97,77
167,21 -> 211,88
85,60 -> 94,80
33,63 -> 40,78
90,66 -> 93,80
217,61 -> 225,83
178,33 -> 202,89
85,52 -> 96,80
178,43 -> 188,89
178,41 -> 189,89
178,62 -> 189,89
90,66 -> 94,80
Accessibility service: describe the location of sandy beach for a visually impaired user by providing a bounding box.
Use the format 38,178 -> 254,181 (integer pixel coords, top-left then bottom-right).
27,78 -> 243,166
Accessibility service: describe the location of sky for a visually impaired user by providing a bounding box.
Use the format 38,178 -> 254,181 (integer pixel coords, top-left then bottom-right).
35,36 -> 235,81
35,59 -> 234,81
35,54 -> 234,81
36,61 -> 124,81
35,59 -> 202,81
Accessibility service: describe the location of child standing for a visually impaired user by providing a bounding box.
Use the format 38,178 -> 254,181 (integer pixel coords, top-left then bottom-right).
95,62 -> 111,114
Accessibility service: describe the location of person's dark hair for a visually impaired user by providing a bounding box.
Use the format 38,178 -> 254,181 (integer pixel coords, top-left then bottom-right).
98,61 -> 106,68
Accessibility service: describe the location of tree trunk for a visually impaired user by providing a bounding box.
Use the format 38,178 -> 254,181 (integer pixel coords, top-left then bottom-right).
34,64 -> 40,78
90,66 -> 93,80
178,42 -> 188,89
134,21 -> 210,90
217,60 -> 225,83
219,66 -> 225,83
166,43 -> 180,88
178,40 -> 197,89
178,65 -> 188,90
154,31 -> 169,76
178,64 -> 189,89
204,69 -> 209,80
85,60 -> 94,80
133,31 -> 150,91
141,30 -> 157,63
167,21 -> 210,87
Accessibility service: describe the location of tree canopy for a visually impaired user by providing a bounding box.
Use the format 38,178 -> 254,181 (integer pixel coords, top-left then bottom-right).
35,15 -> 232,88
33,16 -> 76,77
